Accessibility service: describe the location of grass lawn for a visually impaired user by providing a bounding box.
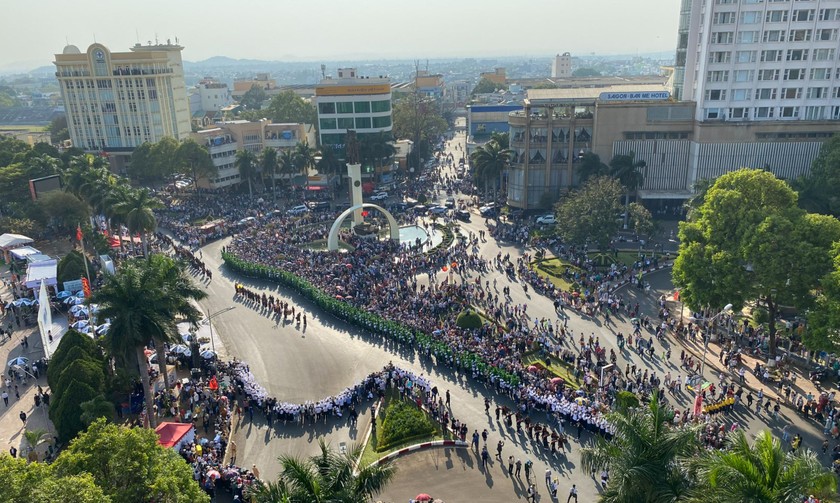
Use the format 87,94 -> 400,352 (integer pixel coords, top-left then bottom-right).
531,258 -> 580,292
522,351 -> 583,389
359,392 -> 451,467
590,250 -> 661,269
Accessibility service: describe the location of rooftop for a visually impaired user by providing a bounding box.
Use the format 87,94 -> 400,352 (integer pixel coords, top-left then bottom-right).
525,84 -> 669,105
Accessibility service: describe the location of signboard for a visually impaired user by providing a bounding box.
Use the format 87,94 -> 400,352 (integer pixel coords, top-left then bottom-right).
315,84 -> 390,96
599,91 -> 670,102
63,279 -> 83,292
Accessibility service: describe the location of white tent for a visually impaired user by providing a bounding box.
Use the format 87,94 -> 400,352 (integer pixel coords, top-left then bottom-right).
9,246 -> 40,261
0,233 -> 34,250
24,259 -> 57,289
37,280 -> 53,358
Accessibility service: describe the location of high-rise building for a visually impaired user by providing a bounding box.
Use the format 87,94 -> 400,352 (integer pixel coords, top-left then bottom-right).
673,0 -> 840,122
314,68 -> 392,151
54,42 -> 191,171
551,53 -> 572,78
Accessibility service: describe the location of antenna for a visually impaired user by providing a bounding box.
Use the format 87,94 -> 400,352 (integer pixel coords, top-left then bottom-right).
93,33 -> 97,43
320,64 -> 326,79
135,29 -> 140,44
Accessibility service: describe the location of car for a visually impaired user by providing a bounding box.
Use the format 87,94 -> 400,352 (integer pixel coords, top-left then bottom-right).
536,214 -> 556,225
479,204 -> 497,217
307,201 -> 330,211
412,205 -> 428,215
429,205 -> 448,215
370,192 -> 389,201
455,209 -> 471,221
236,216 -> 257,226
445,197 -> 456,208
287,204 -> 309,216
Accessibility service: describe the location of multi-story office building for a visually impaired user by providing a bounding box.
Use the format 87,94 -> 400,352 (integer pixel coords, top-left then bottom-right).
551,53 -> 573,78
415,71 -> 445,99
314,68 -> 393,150
673,0 -> 840,122
54,42 -> 191,171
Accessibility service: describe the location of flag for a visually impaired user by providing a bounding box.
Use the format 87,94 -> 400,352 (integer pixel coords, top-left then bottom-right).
674,290 -> 680,301
76,225 -> 83,242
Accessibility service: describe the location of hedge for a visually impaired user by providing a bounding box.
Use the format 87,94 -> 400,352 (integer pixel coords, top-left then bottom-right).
455,310 -> 483,329
221,251 -> 520,387
376,401 -> 436,452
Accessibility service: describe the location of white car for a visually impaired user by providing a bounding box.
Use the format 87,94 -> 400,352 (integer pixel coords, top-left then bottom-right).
429,205 -> 448,215
369,192 -> 389,201
287,204 -> 309,216
536,214 -> 556,225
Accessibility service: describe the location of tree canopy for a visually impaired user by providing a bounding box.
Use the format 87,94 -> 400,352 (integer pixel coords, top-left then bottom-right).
0,454 -> 110,503
673,168 -> 840,356
239,84 -> 268,110
264,90 -> 317,125
392,94 -> 447,165
793,134 -> 840,217
471,78 -> 507,95
554,176 -> 624,249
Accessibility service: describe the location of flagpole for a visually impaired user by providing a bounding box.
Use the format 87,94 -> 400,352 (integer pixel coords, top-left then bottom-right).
78,223 -> 92,287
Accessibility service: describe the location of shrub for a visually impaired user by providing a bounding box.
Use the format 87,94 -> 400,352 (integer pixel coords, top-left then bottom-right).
455,310 -> 482,329
377,400 -> 436,451
615,390 -> 640,414
50,380 -> 99,442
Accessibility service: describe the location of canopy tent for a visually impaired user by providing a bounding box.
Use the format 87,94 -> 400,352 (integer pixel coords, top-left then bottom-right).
24,259 -> 57,290
26,253 -> 52,264
155,422 -> 194,450
9,246 -> 41,261
0,233 -> 34,250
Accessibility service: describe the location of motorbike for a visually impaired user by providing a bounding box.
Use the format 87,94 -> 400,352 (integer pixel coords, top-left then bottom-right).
810,365 -> 831,383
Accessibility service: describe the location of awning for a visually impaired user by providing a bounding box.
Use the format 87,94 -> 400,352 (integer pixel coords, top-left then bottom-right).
155,422 -> 195,449
10,246 -> 41,261
24,259 -> 57,289
0,233 -> 34,251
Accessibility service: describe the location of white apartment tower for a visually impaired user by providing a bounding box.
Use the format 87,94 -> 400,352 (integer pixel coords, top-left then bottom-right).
551,52 -> 572,78
673,0 -> 840,122
54,42 -> 191,170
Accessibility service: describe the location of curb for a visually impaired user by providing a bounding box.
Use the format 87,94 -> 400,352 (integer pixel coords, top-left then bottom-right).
369,439 -> 468,467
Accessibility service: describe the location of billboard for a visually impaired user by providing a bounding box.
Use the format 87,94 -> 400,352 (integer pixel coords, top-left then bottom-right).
599,91 -> 671,102
29,174 -> 62,201
315,84 -> 390,96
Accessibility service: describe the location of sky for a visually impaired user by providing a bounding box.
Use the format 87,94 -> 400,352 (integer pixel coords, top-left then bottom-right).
2,0 -> 680,71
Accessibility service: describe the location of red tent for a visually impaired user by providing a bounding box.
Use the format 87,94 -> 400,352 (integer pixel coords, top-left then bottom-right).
155,422 -> 194,449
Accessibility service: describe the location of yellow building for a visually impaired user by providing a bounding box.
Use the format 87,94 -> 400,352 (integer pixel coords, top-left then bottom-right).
480,68 -> 506,85
54,42 -> 191,172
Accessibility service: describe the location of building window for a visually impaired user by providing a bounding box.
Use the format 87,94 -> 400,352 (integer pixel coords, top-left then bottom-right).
320,133 -> 345,145
786,49 -> 809,61
734,70 -> 754,82
372,116 -> 391,128
761,50 -> 782,62
336,102 -> 354,114
766,10 -> 789,22
738,30 -> 759,43
353,101 -> 370,113
834,87 -> 840,98
792,9 -> 815,21
807,87 -> 829,99
705,89 -> 727,100
758,69 -> 779,81
354,117 -> 371,129
813,49 -> 835,61
832,106 -> 840,120
781,88 -> 802,99
784,68 -> 805,80
755,107 -> 775,118
736,51 -> 756,63
780,106 -> 799,118
337,118 -> 355,129
706,70 -> 729,82
740,11 -> 762,23
816,28 -> 838,41
713,12 -> 736,24
705,108 -> 722,119
732,89 -> 750,101
319,118 -> 337,130
756,88 -> 777,100
810,68 -> 832,80
371,100 -> 391,113
318,102 -> 336,114
788,29 -> 812,42
763,30 -> 786,42
819,8 -> 839,21
711,31 -> 734,44
709,51 -> 731,63
730,107 -> 749,119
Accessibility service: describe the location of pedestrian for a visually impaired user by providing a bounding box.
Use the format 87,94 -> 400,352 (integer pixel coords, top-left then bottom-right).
18,410 -> 26,425
567,484 -> 578,503
515,458 -> 522,477
1,390 -> 7,406
472,430 -> 479,450
823,439 -> 829,455
229,440 -> 237,465
525,459 -> 533,481
545,467 -> 552,487
445,389 -> 450,407
480,445 -> 489,467
496,439 -> 504,460
508,455 -> 514,475
527,483 -> 537,502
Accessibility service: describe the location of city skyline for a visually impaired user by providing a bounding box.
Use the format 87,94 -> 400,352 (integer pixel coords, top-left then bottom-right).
3,0 -> 680,72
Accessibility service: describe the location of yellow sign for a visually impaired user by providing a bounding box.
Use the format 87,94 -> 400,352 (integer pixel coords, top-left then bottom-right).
316,84 -> 390,96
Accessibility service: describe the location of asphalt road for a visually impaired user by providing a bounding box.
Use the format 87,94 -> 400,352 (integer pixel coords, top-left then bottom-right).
196,131 -> 834,502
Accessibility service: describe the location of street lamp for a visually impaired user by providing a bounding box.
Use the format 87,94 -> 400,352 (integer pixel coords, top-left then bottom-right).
688,303 -> 732,415
203,306 -> 235,353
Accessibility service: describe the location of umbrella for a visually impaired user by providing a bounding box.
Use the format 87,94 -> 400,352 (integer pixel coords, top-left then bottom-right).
206,469 -> 221,480
65,297 -> 85,305
71,320 -> 90,330
7,357 -> 28,368
415,495 -> 433,502
70,305 -> 89,315
200,350 -> 217,360
550,377 -> 565,385
527,365 -> 539,373
170,344 -> 191,355
95,323 -> 111,335
56,291 -> 73,299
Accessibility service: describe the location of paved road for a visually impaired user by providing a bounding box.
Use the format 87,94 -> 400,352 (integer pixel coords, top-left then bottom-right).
197,130 -> 835,502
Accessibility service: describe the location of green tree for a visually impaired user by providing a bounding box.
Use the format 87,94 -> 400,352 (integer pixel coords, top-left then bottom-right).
470,139 -> 511,199
554,176 -> 624,250
80,394 -> 116,426
22,428 -> 51,455
489,131 -> 510,150
56,250 -> 92,285
265,90 -> 317,125
256,439 -> 395,503
52,418 -> 209,503
684,178 -> 714,221
50,380 -> 100,442
240,84 -> 268,110
609,151 -> 646,230
176,138 -> 217,191
126,142 -> 156,182
0,455 -> 110,503
573,68 -> 602,77
114,188 -> 162,257
316,145 -> 342,178
627,202 -> 654,237
294,141 -> 318,179
576,152 -> 609,184
673,169 -> 840,357
688,430 -> 836,503
278,149 -> 297,185
48,115 -> 70,144
471,78 -> 507,95
46,329 -> 101,386
35,191 -> 89,232
804,243 -> 840,352
392,94 -> 448,165
236,149 -> 258,199
793,134 -> 840,217
260,147 -> 278,201
580,391 -> 699,503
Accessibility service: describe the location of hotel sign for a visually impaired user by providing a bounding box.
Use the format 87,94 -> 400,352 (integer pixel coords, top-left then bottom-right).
599,91 -> 670,102
316,84 -> 391,96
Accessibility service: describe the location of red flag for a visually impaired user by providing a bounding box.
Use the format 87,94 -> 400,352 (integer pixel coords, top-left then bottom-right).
76,225 -> 83,242
673,290 -> 680,301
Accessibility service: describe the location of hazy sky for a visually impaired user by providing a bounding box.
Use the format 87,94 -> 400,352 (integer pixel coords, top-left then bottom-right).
3,0 -> 680,70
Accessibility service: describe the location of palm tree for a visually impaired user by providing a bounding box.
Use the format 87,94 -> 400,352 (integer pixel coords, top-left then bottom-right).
143,254 -> 206,392
91,262 -> 168,428
255,439 -> 395,503
294,141 -> 318,179
609,151 -> 646,229
22,428 -> 51,455
580,391 -> 699,503
316,146 -> 341,178
104,183 -> 132,254
688,430 -> 837,503
236,150 -> 258,199
278,149 -> 297,187
114,188 -> 163,257
260,147 -> 279,202
576,152 -> 609,184
470,139 -> 511,201
684,178 -> 714,221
